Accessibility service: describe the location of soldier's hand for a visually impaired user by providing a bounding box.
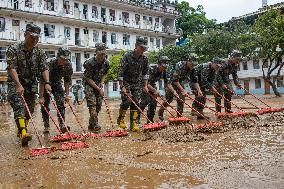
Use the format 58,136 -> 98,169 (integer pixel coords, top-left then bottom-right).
197,90 -> 203,97
181,90 -> 187,96
99,88 -> 104,97
64,95 -> 70,103
120,86 -> 127,95
45,84 -> 52,93
222,84 -> 228,89
16,84 -> 24,96
143,86 -> 149,93
153,90 -> 160,97
39,97 -> 45,104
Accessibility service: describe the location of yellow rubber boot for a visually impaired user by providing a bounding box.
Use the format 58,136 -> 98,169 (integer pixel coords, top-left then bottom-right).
130,110 -> 140,132
18,117 -> 32,146
117,109 -> 127,129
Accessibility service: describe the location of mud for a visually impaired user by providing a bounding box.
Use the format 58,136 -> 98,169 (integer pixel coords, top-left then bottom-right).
0,95 -> 283,188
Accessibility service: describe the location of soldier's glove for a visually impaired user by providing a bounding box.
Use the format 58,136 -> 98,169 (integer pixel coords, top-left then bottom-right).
143,86 -> 149,93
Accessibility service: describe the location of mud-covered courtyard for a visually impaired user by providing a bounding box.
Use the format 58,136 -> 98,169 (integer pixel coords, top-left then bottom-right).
0,95 -> 283,189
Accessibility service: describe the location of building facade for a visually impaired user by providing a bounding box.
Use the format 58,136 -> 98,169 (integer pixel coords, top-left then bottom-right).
0,0 -> 179,98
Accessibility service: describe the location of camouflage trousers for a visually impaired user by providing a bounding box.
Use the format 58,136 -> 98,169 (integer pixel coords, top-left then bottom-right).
120,82 -> 142,111
160,84 -> 185,116
41,83 -> 65,125
214,83 -> 234,112
7,82 -> 37,130
139,89 -> 157,121
73,92 -> 80,105
84,85 -> 102,126
191,86 -> 207,113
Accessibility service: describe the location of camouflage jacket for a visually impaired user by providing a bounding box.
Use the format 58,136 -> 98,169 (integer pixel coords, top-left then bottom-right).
83,56 -> 109,85
169,61 -> 197,85
195,62 -> 217,89
118,50 -> 149,84
216,60 -> 240,86
148,64 -> 170,87
72,84 -> 82,93
6,41 -> 48,85
48,58 -> 73,84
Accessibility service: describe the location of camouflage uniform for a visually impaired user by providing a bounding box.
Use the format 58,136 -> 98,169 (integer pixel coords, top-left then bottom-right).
72,83 -> 82,105
139,63 -> 169,122
159,61 -> 197,117
117,38 -> 149,131
40,54 -> 73,130
83,44 -> 109,129
215,60 -> 240,112
6,40 -> 48,138
191,62 -> 218,113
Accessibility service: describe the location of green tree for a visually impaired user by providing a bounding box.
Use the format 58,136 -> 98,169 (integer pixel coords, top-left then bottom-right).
249,9 -> 284,96
105,51 -> 125,82
176,1 -> 215,38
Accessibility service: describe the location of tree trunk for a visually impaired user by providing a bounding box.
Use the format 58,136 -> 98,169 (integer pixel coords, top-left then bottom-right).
267,78 -> 281,97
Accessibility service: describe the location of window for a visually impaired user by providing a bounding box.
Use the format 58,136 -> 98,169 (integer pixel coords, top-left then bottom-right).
158,80 -> 163,90
253,59 -> 260,69
101,8 -> 106,22
255,79 -> 262,89
0,47 -> 6,70
102,31 -> 107,43
150,38 -> 154,46
144,37 -> 148,46
135,14 -> 140,25
277,77 -> 284,87
63,0 -> 70,14
242,61 -> 248,70
92,6 -> 98,18
111,33 -> 117,44
75,53 -> 81,72
25,0 -> 32,8
84,53 -> 90,60
83,4 -> 88,19
109,9 -> 115,21
156,38 -> 160,48
93,30 -> 99,42
0,17 -> 5,32
154,17 -> 159,28
148,17 -> 153,25
64,27 -> 71,39
123,34 -> 130,45
113,82 -> 118,91
44,24 -> 55,38
44,0 -> 54,11
12,20 -> 20,26
45,51 -> 55,58
263,59 -> 268,68
122,12 -> 129,24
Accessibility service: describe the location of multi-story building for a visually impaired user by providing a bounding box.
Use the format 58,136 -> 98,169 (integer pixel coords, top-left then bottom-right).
0,0 -> 180,98
231,1 -> 284,95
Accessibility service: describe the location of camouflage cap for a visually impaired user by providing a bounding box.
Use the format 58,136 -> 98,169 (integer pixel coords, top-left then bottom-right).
183,53 -> 198,65
212,57 -> 223,64
95,43 -> 107,53
26,23 -> 41,37
136,37 -> 148,48
159,56 -> 170,63
57,47 -> 71,59
231,50 -> 242,57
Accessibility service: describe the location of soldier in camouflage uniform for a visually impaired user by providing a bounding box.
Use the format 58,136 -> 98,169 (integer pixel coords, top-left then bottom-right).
72,80 -> 82,105
215,51 -> 242,113
117,37 -> 149,132
6,24 -> 51,146
41,47 -> 73,133
83,43 -> 109,131
137,56 -> 170,124
191,59 -> 222,119
158,54 -> 203,121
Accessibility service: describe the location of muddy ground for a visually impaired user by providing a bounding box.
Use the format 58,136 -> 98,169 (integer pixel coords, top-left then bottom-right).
0,95 -> 283,189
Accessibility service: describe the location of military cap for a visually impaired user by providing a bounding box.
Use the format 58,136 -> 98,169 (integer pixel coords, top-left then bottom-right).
212,57 -> 223,64
95,43 -> 107,53
182,53 -> 198,65
231,50 -> 242,57
136,37 -> 148,48
26,23 -> 41,37
159,56 -> 170,63
57,47 -> 71,59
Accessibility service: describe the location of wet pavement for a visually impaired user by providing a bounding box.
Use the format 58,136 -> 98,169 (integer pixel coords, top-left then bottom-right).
0,95 -> 283,188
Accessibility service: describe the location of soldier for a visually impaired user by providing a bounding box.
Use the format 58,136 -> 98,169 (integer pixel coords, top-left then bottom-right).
191,59 -> 222,119
6,23 -> 51,146
117,37 -> 149,132
137,56 -> 170,124
41,47 -> 73,134
83,43 -> 109,131
215,51 -> 242,113
72,80 -> 82,105
157,54 -> 203,121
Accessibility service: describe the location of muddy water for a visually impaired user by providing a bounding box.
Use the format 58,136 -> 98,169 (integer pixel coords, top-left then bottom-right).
0,95 -> 283,188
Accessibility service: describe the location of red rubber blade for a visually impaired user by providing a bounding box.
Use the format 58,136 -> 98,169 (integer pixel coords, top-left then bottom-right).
30,147 -> 57,157
60,141 -> 89,151
168,116 -> 191,124
50,132 -> 79,142
143,122 -> 167,131
216,111 -> 257,118
257,108 -> 284,115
